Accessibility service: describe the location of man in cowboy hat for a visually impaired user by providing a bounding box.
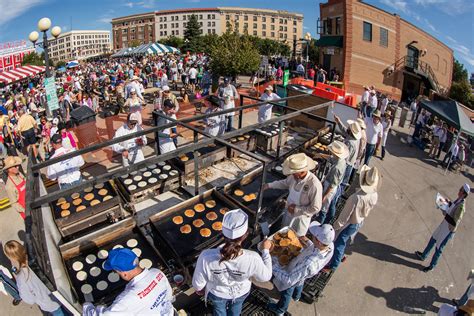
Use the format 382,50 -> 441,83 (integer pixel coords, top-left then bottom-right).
258,85 -> 281,123
367,90 -> 378,118
4,156 -> 26,220
334,115 -> 361,188
263,153 -> 322,236
415,183 -> 470,272
361,86 -> 370,116
323,165 -> 380,272
364,109 -> 383,165
314,140 -> 349,224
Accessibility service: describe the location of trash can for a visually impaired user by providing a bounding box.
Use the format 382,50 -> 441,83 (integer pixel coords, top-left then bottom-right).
70,106 -> 96,127
399,107 -> 409,128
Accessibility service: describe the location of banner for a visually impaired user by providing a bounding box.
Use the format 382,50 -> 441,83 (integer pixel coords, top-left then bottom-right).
44,76 -> 59,111
283,69 -> 290,86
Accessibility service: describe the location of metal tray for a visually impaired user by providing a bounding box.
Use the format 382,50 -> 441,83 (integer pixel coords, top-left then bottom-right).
173,144 -> 227,175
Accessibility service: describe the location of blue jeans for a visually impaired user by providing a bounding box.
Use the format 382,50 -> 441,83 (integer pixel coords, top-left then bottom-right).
317,185 -> 342,225
364,143 -> 376,165
328,223 -> 361,269
226,116 -> 234,132
459,284 -> 472,306
208,291 -> 249,316
420,232 -> 454,269
0,270 -> 21,301
59,177 -> 83,190
341,165 -> 354,188
50,307 -> 66,316
366,106 -> 374,118
270,284 -> 304,314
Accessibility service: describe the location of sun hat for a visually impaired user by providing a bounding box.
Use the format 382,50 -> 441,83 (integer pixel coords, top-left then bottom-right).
359,164 -> 380,194
282,153 -> 317,176
346,120 -> 362,140
462,183 -> 470,195
3,156 -> 21,171
328,141 -> 349,160
103,248 -> 139,272
264,85 -> 273,91
222,209 -> 248,239
356,118 -> 366,130
132,75 -> 140,81
128,112 -> 140,122
308,221 -> 335,245
372,110 -> 382,118
162,85 -> 170,92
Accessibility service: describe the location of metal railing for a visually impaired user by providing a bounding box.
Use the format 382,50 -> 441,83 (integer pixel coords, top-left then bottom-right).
391,55 -> 440,92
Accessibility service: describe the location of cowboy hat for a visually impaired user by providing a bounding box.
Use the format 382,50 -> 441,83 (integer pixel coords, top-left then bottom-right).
264,85 -> 273,91
372,110 -> 382,118
356,118 -> 367,130
3,156 -> 22,171
282,153 -> 317,176
359,164 -> 380,194
328,141 -> 349,160
346,120 -> 362,140
132,75 -> 140,81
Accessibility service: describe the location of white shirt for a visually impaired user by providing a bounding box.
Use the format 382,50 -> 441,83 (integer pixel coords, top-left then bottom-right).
258,92 -> 281,123
361,90 -> 370,103
84,268 -> 174,316
381,98 -> 389,114
296,64 -> 305,73
47,147 -> 84,185
364,117 -> 383,145
188,67 -> 198,79
16,267 -> 60,313
449,143 -> 459,157
111,123 -> 147,163
369,94 -> 378,109
193,247 -> 272,300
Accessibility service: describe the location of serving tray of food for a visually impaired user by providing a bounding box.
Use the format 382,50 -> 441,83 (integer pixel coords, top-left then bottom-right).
258,226 -> 306,267
228,133 -> 256,157
174,144 -> 227,175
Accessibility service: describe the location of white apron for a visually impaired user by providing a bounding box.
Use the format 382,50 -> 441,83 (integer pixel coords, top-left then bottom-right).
282,183 -> 310,237
159,124 -> 176,154
122,141 -> 145,167
432,199 -> 461,248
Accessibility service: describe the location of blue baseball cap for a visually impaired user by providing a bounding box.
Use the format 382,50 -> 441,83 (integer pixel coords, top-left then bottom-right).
103,248 -> 138,272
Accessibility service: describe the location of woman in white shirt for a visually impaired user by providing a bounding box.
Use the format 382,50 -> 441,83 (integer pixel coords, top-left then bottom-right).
124,88 -> 143,125
193,209 -> 273,316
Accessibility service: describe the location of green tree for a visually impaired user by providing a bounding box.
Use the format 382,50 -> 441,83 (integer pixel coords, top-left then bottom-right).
161,36 -> 184,50
449,80 -> 474,109
198,34 -> 220,54
307,39 -> 320,65
129,40 -> 142,48
22,52 -> 44,66
55,60 -> 66,68
183,14 -> 202,52
452,58 -> 468,83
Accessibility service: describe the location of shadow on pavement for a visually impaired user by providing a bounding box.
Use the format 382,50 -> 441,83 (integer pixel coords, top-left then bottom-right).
346,233 -> 425,270
365,285 -> 451,314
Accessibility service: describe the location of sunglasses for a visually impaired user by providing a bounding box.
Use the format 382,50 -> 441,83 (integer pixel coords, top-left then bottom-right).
129,121 -> 137,125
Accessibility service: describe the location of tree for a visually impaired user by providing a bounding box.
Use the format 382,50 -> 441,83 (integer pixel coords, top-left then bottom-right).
129,40 -> 141,48
22,52 -> 44,66
160,36 -> 184,51
198,34 -> 220,54
449,80 -> 474,109
307,39 -> 320,65
452,58 -> 468,83
55,60 -> 66,68
183,14 -> 202,53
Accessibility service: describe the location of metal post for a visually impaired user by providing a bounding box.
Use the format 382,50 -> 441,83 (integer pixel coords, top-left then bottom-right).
306,41 -> 309,78
193,130 -> 200,196
276,120 -> 284,158
255,161 -> 268,232
238,95 -> 244,129
42,31 -> 51,78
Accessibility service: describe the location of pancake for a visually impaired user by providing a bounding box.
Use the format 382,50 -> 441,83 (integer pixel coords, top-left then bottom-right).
243,195 -> 253,202
159,174 -> 168,180
103,195 -> 113,202
124,179 -> 133,185
84,193 -> 94,201
61,210 -> 70,217
139,259 -> 152,269
97,280 -> 108,291
163,165 -> 172,171
56,197 -> 66,205
194,204 -> 205,212
200,228 -> 212,237
128,184 -> 137,191
205,200 -> 216,208
148,177 -> 158,184
287,230 -> 297,240
206,212 -> 218,221
230,138 -> 237,143
72,198 -> 82,206
169,170 -> 179,177
72,261 -> 84,271
84,186 -> 93,193
121,174 -> 129,179
76,205 -> 86,212
184,209 -> 195,218
98,189 -> 108,196
143,171 -> 152,177
76,271 -> 87,281
97,250 -> 108,260
94,183 -> 104,190
172,216 -> 183,225
85,254 -> 97,264
140,167 -> 148,172
90,267 -> 101,277
138,181 -> 147,188
234,189 -> 244,197
193,219 -> 205,227
279,238 -> 291,247
61,202 -> 71,210
219,207 -> 229,215
126,239 -> 138,248
108,272 -> 120,283
133,175 -> 142,182
278,255 -> 290,266
180,225 -> 192,234
152,168 -> 161,174
244,134 -> 250,139
113,245 -> 123,249
237,136 -> 245,141
132,248 -> 142,257
212,221 -> 222,231
130,171 -> 138,175
180,155 -> 189,162
248,193 -> 257,200
90,199 -> 100,206
157,162 -> 166,167
149,164 -> 157,169
81,284 -> 93,295
71,193 -> 80,199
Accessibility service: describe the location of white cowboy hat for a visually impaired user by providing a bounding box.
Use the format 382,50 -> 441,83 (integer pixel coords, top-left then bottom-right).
372,110 -> 382,118
328,141 -> 349,160
264,85 -> 273,91
282,153 -> 317,175
359,164 -> 380,194
3,156 -> 22,171
356,118 -> 366,130
346,120 -> 362,140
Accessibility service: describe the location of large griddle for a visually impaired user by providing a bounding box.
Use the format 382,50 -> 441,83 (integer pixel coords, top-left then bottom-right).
173,144 -> 227,175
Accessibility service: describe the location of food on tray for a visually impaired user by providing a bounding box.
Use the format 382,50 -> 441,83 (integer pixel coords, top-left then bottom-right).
139,259 -> 152,269
76,271 -> 87,281
244,134 -> 250,139
279,238 -> 291,247
219,207 -> 229,215
72,261 -> 84,271
140,167 -> 148,172
98,189 -> 108,196
200,228 -> 212,237
76,205 -> 86,212
113,245 -> 123,249
163,165 -> 172,171
72,198 -> 82,206
193,219 -> 205,227
234,189 -> 244,197
243,193 -> 257,202
148,177 -> 158,184
206,212 -> 218,221
126,239 -> 138,248
169,170 -> 179,177
172,216 -> 184,225
205,200 -> 216,208
84,193 -> 94,201
128,184 -> 137,191
61,202 -> 71,210
97,250 -> 108,260
84,186 -> 93,193
124,179 -> 133,185
130,171 -> 138,175
143,171 -> 152,177
133,175 -> 142,182
158,161 -> 166,167
94,183 -> 104,190
230,138 -> 237,143
237,136 -> 245,141
138,181 -> 147,188
71,193 -> 80,199
90,267 -> 101,277
90,199 -> 100,206
86,254 -> 97,264
108,272 -> 120,283
81,284 -> 93,295
194,204 -> 205,212
97,280 -> 108,291
60,210 -> 70,217
180,155 -> 189,162
180,225 -> 192,234
184,209 -> 195,218
268,229 -> 304,266
212,221 -> 223,231
159,174 -> 168,180
152,168 -> 161,174
132,248 -> 142,257
103,195 -> 113,202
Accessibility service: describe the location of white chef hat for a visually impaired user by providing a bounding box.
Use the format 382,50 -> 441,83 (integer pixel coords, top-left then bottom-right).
222,209 -> 248,239
462,183 -> 471,195
308,221 -> 335,245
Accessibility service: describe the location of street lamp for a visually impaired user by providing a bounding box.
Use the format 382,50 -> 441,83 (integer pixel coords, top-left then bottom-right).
28,17 -> 61,78
303,32 -> 312,78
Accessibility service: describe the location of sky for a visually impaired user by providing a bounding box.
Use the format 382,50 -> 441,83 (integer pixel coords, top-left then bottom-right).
0,0 -> 472,73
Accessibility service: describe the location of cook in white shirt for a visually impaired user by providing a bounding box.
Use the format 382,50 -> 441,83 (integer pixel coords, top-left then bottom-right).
363,110 -> 384,165
47,134 -> 84,189
380,95 -> 390,115
258,86 -> 281,123
83,248 -> 174,316
112,112 -> 147,167
204,96 -> 225,136
193,209 -> 272,315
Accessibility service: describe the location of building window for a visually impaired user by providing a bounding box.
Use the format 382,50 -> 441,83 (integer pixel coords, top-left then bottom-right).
279,18 -> 283,24
280,33 -> 284,38
183,23 -> 186,28
160,31 -> 163,36
263,31 -> 266,36
253,16 -> 257,22
212,14 -> 215,19
271,25 -> 275,30
262,17 -> 266,22
208,14 -> 211,19
327,18 -> 332,35
363,21 -> 372,41
208,21 -> 211,26
172,30 -> 175,35
226,15 -> 230,20
175,16 -> 178,21
171,16 -> 174,21
253,23 -> 257,29
293,28 -> 297,33
322,20 -> 327,35
163,17 -> 167,22
379,27 -> 388,47
335,17 -> 341,35
271,17 -> 275,23
212,21 -> 215,27
253,30 -> 257,36
271,32 -> 275,37
176,30 -> 179,35
200,14 -> 203,19
263,24 -> 266,30
279,26 -> 283,31
244,15 -> 248,21
183,15 -> 186,21
212,29 -> 216,34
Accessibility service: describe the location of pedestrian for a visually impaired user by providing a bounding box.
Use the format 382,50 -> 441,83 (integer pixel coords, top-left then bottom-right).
112,112 -> 147,167
442,140 -> 460,168
436,123 -> 448,159
258,85 -> 281,123
188,65 -> 198,92
154,99 -> 178,154
354,117 -> 367,176
3,240 -> 65,315
380,95 -> 389,116
323,165 -> 379,272
268,222 -> 335,315
363,110 -> 383,165
123,88 -> 143,126
0,265 -> 22,306
413,109 -> 428,139
57,123 -> 78,151
333,115 -> 361,188
83,248 -> 174,315
47,134 -> 84,189
452,270 -> 474,307
125,76 -> 144,100
415,183 -> 470,272
381,111 -> 392,160
192,209 -> 273,316
367,90 -> 378,118
16,109 -> 39,160
4,156 -> 26,220
204,95 -> 225,137
263,153 -> 322,236
217,78 -> 239,132
360,86 -> 370,117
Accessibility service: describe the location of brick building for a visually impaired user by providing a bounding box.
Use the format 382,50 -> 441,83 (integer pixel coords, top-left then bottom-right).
317,0 -> 453,102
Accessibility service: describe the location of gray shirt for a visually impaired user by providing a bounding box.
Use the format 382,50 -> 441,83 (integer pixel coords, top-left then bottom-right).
15,267 -> 60,312
337,121 -> 360,167
325,157 -> 346,189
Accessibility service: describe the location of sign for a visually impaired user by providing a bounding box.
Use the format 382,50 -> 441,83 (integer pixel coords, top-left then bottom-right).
326,48 -> 335,55
44,76 -> 59,112
260,56 -> 269,67
283,69 -> 290,87
0,40 -> 27,51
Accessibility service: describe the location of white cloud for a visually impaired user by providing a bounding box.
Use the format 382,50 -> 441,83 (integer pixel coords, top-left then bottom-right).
380,0 -> 408,13
414,0 -> 473,15
122,0 -> 156,9
0,0 -> 47,26
446,36 -> 474,67
423,19 -> 437,33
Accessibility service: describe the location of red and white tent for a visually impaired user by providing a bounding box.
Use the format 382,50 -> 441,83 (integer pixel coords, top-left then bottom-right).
0,65 -> 46,84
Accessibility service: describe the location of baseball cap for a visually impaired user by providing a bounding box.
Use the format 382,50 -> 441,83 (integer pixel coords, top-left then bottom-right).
222,209 -> 248,239
163,99 -> 174,109
462,183 -> 471,195
51,134 -> 62,144
223,77 -> 230,84
128,112 -> 140,122
308,221 -> 335,245
103,248 -> 139,272
52,117 -> 59,125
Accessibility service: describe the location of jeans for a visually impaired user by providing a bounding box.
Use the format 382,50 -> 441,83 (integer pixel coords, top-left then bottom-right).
208,291 -> 249,316
364,143 -> 377,165
270,284 -> 304,314
317,185 -> 342,225
328,223 -> 361,269
413,123 -> 422,139
59,177 -> 83,190
420,232 -> 454,269
341,165 -> 354,188
0,270 -> 21,301
381,146 -> 386,159
50,307 -> 66,316
366,106 -> 375,118
458,283 -> 472,306
226,116 -> 234,132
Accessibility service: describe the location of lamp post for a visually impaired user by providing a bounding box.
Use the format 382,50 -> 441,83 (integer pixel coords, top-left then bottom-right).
303,32 -> 312,79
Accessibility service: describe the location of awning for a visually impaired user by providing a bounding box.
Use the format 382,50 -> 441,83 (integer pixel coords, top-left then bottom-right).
316,36 -> 343,48
419,99 -> 474,136
111,42 -> 179,58
147,43 -> 179,55
0,65 -> 46,84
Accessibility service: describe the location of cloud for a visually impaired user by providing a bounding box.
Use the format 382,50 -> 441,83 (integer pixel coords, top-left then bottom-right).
423,19 -> 437,33
122,0 -> 156,9
380,0 -> 408,13
446,36 -> 474,67
98,9 -> 115,25
0,0 -> 47,26
414,0 -> 473,15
